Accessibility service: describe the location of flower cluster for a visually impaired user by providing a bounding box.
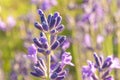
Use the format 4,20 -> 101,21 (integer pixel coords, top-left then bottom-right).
28,9 -> 73,80
82,52 -> 120,80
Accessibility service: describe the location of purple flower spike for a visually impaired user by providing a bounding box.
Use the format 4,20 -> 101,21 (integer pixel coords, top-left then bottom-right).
28,9 -> 73,79
61,52 -> 74,66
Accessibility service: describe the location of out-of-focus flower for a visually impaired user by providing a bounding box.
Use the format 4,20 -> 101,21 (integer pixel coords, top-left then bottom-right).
61,40 -> 70,51
28,44 -> 37,63
96,35 -> 104,44
31,0 -> 57,10
0,19 -> 6,31
82,52 -> 120,80
82,60 -> 97,80
83,33 -> 92,48
7,16 -> 16,28
61,52 -> 74,66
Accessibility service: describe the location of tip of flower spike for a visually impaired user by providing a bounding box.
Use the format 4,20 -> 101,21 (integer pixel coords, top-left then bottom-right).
53,12 -> 60,18
38,9 -> 43,15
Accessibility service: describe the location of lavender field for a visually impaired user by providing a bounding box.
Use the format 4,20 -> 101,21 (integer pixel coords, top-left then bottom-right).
0,0 -> 120,80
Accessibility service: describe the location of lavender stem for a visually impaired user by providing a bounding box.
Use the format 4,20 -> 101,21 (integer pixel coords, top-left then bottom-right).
46,34 -> 51,80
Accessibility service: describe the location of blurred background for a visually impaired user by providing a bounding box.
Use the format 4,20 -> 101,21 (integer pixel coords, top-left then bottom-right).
0,0 -> 120,80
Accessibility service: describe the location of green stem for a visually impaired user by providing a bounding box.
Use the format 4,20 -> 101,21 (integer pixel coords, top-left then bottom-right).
46,33 -> 51,80
46,54 -> 50,80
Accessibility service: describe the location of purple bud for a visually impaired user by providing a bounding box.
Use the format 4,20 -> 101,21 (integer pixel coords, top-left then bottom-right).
37,48 -> 45,53
54,65 -> 62,73
58,36 -> 66,44
45,50 -> 51,55
51,72 -> 58,79
34,67 -> 44,76
42,22 -> 49,31
102,57 -> 112,69
38,58 -> 47,71
31,72 -> 40,77
39,37 -> 47,43
47,14 -> 52,25
33,38 -> 42,48
40,32 -> 46,38
56,16 -> 62,26
38,10 -> 47,24
49,16 -> 56,29
56,25 -> 64,32
43,43 -> 49,49
38,9 -> 43,15
34,22 -> 43,31
50,29 -> 56,34
102,70 -> 110,79
53,12 -> 59,18
58,70 -> 66,76
93,52 -> 101,67
51,41 -> 60,50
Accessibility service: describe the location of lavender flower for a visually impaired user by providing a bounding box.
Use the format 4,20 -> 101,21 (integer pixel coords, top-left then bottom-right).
77,0 -> 104,30
27,9 -> 73,80
82,52 -> 120,80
